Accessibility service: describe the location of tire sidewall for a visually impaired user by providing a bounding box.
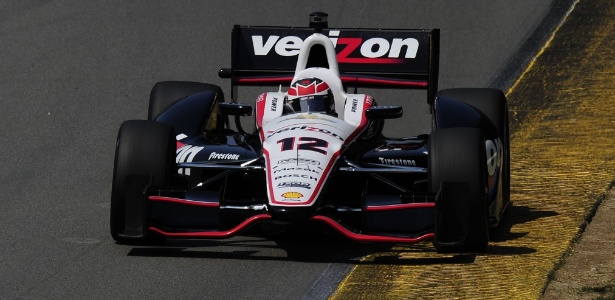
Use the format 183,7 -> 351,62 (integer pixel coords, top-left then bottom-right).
148,81 -> 224,121
429,127 -> 489,252
110,120 -> 175,242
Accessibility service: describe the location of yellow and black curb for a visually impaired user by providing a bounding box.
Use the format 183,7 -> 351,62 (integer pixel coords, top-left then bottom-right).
331,0 -> 615,298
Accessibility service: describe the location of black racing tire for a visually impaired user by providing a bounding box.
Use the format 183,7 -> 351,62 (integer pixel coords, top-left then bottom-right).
437,88 -> 504,131
436,88 -> 510,208
110,120 -> 176,244
148,81 -> 224,121
429,127 -> 489,252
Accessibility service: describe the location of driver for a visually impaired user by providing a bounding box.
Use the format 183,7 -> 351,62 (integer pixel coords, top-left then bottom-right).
284,77 -> 336,116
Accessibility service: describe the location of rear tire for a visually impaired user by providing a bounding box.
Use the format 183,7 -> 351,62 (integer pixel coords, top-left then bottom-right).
148,81 -> 224,121
110,120 -> 175,244
429,127 -> 489,252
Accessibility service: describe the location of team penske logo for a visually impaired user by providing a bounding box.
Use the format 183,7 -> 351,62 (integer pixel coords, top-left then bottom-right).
251,30 -> 418,64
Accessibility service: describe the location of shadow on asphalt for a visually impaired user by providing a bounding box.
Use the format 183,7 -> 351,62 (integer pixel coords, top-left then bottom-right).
126,231 -> 378,264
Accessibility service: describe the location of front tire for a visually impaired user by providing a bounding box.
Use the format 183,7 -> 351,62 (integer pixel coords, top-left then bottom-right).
436,88 -> 510,215
148,81 -> 224,121
429,127 -> 489,252
110,120 -> 175,244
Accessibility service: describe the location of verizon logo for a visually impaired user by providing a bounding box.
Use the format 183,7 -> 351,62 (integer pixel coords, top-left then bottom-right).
251,30 -> 419,64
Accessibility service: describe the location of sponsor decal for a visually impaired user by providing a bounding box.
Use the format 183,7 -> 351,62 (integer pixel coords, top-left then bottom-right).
208,152 -> 240,160
275,174 -> 318,182
176,145 -> 204,175
378,157 -> 417,166
270,97 -> 278,111
266,125 -> 343,141
281,192 -> 304,199
177,145 -> 204,163
278,158 -> 320,165
365,95 -> 374,106
485,138 -> 504,176
278,182 -> 311,189
251,30 -> 419,64
273,167 -> 320,174
257,93 -> 265,103
351,98 -> 358,113
290,114 -> 336,123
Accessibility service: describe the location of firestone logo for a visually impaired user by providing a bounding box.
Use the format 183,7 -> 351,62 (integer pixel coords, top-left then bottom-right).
251,30 -> 419,64
208,152 -> 240,160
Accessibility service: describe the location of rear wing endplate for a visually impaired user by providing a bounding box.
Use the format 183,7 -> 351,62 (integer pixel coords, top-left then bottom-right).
219,24 -> 439,104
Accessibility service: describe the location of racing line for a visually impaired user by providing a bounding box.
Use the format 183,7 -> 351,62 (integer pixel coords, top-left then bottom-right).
330,0 -> 615,298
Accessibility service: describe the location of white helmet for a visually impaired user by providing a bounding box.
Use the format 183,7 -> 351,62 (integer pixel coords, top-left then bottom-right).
286,77 -> 335,115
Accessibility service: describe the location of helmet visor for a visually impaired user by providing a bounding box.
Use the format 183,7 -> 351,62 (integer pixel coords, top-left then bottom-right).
290,94 -> 331,113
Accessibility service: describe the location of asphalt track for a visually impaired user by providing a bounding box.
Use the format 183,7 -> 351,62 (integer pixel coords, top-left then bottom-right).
0,1 -> 572,299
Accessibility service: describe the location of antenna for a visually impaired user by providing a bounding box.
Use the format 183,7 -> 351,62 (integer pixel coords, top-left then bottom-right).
309,12 -> 328,33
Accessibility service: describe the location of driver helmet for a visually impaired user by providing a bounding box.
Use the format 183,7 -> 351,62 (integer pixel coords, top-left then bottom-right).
286,77 -> 335,115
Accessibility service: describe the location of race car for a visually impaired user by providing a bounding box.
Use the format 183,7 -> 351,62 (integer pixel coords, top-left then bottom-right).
110,12 -> 510,252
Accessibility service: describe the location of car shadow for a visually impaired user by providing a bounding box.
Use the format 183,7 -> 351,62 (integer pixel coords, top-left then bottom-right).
126,235 -> 529,266
489,203 -> 559,243
127,231 -> 377,264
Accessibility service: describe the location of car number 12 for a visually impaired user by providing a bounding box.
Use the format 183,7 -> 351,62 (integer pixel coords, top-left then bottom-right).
277,137 -> 328,155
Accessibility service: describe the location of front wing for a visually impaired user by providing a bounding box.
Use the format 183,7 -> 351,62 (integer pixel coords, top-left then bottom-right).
140,159 -> 436,243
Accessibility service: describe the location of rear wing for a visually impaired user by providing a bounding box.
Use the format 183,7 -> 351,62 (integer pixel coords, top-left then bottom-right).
219,21 -> 439,104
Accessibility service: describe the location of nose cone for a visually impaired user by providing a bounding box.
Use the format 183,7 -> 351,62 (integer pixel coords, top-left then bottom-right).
269,205 -> 316,222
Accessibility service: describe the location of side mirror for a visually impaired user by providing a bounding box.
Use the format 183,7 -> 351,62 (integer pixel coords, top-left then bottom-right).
365,106 -> 403,119
219,103 -> 253,116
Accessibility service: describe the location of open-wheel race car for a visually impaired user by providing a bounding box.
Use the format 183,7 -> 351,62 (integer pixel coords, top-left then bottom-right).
110,13 -> 510,252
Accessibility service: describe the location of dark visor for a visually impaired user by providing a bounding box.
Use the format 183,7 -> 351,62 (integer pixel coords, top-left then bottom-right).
290,95 -> 330,113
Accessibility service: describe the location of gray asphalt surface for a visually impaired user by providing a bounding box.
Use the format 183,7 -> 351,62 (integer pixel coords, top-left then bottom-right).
0,1 -> 556,299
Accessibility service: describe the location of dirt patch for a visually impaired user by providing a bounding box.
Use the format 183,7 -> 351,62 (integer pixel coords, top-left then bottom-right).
542,188 -> 615,299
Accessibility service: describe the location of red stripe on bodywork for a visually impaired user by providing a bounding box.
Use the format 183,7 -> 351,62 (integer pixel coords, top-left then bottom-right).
149,196 -> 219,207
235,76 -> 428,89
363,202 -> 435,211
255,93 -> 266,128
340,76 -> 428,88
312,215 -> 434,243
148,214 -> 272,238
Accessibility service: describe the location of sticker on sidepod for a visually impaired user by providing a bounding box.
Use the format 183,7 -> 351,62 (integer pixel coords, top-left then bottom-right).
176,145 -> 204,176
